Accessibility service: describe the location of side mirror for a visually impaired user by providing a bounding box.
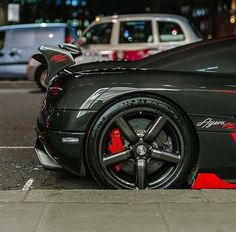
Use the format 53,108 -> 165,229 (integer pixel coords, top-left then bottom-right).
77,37 -> 87,46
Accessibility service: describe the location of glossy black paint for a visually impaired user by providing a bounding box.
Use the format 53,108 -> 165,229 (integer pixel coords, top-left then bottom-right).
36,121 -> 86,175
36,37 -> 236,181
38,45 -> 75,83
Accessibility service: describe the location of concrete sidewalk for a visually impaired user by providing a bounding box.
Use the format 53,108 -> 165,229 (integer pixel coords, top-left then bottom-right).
1,189 -> 236,232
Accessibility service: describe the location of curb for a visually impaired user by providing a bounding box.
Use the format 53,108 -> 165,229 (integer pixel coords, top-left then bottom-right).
0,189 -> 236,203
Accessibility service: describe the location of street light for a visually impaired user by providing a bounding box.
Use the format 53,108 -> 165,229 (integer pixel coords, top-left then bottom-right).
230,0 -> 236,24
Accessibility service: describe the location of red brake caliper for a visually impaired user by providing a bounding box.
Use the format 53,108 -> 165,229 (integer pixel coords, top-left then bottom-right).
108,128 -> 123,172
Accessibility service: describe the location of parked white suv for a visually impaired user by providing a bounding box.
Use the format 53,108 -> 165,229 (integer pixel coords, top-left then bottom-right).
27,14 -> 201,91
77,13 -> 201,61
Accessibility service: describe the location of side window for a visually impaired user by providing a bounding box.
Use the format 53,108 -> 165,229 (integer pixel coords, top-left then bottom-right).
0,31 -> 5,49
119,21 -> 153,44
158,21 -> 185,42
84,23 -> 113,45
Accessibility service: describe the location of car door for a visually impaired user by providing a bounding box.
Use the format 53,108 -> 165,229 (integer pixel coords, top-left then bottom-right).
78,22 -> 114,64
112,19 -> 160,61
0,27 -> 35,77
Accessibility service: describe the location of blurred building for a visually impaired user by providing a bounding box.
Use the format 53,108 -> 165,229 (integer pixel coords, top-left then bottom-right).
0,0 -> 90,37
155,0 -> 236,38
178,0 -> 236,38
0,0 -> 235,39
0,2 -> 6,26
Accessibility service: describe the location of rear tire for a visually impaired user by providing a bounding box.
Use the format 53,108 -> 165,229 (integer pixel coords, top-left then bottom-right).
86,95 -> 196,189
35,65 -> 47,92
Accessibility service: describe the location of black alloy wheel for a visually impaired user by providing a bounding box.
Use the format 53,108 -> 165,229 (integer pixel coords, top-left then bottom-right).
86,96 -> 195,189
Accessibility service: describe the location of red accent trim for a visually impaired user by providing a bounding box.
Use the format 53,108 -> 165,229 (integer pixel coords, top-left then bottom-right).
223,123 -> 236,129
223,122 -> 236,130
231,133 -> 236,142
209,89 -> 236,95
192,173 -> 236,189
112,51 -> 118,61
50,54 -> 68,63
65,35 -> 71,44
108,128 -> 123,172
48,79 -> 63,97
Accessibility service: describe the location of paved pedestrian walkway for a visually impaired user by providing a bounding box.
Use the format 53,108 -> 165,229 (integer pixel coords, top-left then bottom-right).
0,189 -> 236,232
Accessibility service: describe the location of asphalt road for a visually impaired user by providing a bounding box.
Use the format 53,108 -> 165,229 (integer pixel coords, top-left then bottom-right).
0,80 -> 99,190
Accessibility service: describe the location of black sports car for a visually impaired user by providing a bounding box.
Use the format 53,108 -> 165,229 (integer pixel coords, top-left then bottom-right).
34,37 -> 236,189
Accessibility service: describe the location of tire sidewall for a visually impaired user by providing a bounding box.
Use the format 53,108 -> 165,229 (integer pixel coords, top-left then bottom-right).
86,96 -> 195,189
35,65 -> 47,92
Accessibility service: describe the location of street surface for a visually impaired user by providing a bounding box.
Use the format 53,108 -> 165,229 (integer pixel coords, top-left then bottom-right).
0,80 -> 99,190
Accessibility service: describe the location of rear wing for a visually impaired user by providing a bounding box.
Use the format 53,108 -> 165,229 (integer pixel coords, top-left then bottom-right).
32,43 -> 82,84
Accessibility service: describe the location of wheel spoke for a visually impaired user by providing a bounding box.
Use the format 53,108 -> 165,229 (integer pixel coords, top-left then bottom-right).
150,148 -> 182,164
135,159 -> 147,189
144,116 -> 167,143
115,117 -> 139,144
103,149 -> 132,166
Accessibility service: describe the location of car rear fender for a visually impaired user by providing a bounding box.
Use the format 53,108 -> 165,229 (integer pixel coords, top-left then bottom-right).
88,88 -> 200,184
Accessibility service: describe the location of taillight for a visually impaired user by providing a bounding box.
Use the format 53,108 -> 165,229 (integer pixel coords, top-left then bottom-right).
65,27 -> 72,43
66,35 -> 71,43
124,49 -> 149,61
48,79 -> 63,97
112,50 -> 125,61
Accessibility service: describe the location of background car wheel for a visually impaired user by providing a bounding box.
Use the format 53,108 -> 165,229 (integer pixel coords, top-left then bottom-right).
35,65 -> 47,92
86,95 -> 196,189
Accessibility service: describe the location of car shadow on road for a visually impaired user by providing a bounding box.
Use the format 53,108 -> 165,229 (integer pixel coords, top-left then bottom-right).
36,169 -> 101,190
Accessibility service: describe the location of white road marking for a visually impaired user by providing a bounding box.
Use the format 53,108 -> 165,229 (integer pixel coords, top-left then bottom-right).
22,178 -> 34,191
0,146 -> 34,149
